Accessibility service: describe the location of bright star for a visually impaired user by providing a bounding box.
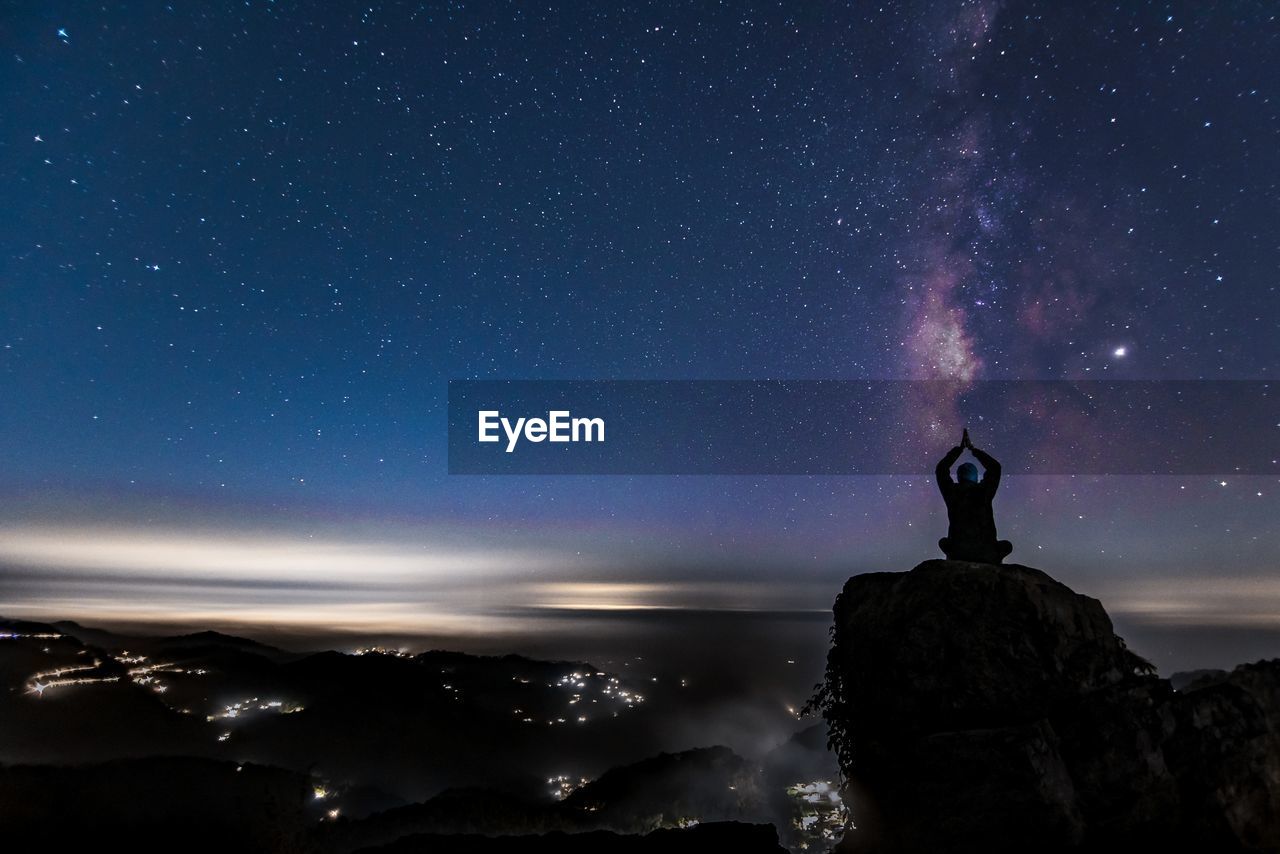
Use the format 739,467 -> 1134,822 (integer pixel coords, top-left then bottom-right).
1112,346 -> 1127,358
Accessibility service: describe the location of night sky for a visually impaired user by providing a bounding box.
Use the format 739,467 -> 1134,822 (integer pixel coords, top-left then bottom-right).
1,2 -> 1277,671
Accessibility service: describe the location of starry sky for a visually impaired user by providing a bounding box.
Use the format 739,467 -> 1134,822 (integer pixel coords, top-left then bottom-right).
0,2 -> 1277,670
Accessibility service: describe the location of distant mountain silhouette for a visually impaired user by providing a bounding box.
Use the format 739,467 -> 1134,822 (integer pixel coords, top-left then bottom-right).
151,629 -> 297,659
1168,668 -> 1229,691
48,620 -> 299,661
48,619 -> 140,649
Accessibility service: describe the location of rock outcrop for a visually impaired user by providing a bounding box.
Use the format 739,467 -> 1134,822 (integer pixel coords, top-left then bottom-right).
809,560 -> 1280,852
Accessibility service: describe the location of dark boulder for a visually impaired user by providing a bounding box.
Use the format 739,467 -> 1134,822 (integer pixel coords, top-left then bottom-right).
808,560 -> 1280,852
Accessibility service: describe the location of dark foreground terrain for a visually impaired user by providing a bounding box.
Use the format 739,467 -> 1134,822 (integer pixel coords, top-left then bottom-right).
9,559 -> 1278,852
0,618 -> 840,852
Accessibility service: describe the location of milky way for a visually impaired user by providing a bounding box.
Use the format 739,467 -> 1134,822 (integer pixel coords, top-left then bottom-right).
0,2 -> 1277,670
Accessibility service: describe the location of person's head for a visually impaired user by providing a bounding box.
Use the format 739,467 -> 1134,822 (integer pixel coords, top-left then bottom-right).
957,462 -> 979,483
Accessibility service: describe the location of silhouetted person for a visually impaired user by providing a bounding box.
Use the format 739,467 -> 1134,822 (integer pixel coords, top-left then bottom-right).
936,429 -> 1013,564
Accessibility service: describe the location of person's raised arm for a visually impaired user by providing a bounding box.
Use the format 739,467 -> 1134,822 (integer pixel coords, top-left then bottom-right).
970,446 -> 1001,494
936,445 -> 963,492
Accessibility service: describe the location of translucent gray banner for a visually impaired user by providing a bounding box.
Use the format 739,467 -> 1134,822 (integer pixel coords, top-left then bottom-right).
447,380 -> 1276,475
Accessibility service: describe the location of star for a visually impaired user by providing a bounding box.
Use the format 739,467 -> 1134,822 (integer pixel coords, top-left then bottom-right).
1112,346 -> 1127,358
33,134 -> 42,142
